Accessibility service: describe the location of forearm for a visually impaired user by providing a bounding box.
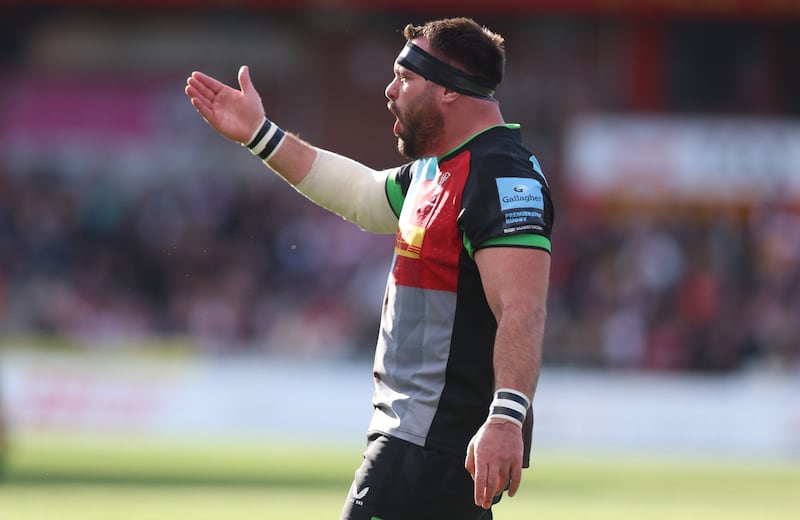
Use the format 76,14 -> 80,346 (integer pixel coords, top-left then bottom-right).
246,122 -> 398,234
475,247 -> 550,404
261,130 -> 317,185
492,305 -> 546,402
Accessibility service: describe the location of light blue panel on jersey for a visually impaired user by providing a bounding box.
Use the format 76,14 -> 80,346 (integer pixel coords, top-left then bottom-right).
528,154 -> 548,186
529,154 -> 542,175
421,157 -> 438,181
404,157 -> 437,209
495,177 -> 544,212
411,157 -> 439,184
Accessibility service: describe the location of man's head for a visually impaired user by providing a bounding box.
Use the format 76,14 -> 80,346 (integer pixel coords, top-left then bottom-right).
401,17 -> 505,97
385,18 -> 506,159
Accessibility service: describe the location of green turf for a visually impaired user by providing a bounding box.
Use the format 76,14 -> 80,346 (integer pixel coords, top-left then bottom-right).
1,435 -> 798,519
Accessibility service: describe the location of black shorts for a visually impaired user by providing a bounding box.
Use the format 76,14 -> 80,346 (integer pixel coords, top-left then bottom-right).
339,433 -> 493,520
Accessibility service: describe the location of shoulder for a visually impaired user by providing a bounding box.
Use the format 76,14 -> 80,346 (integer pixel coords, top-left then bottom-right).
465,128 -> 547,192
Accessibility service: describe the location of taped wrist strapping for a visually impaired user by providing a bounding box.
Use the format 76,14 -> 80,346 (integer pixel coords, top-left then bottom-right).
244,118 -> 286,161
488,388 -> 530,429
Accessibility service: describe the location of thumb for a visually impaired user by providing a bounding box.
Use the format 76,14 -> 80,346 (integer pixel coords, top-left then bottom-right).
238,65 -> 254,94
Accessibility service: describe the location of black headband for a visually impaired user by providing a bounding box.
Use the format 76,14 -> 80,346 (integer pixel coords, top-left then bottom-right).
396,42 -> 497,100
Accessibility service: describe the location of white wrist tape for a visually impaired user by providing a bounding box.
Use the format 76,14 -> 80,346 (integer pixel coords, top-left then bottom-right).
488,388 -> 530,429
294,148 -> 399,234
244,118 -> 286,162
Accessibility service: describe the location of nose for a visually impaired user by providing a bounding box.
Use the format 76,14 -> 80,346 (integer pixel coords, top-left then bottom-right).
385,76 -> 398,101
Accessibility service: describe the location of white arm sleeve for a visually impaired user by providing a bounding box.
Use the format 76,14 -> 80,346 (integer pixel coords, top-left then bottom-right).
293,148 -> 399,234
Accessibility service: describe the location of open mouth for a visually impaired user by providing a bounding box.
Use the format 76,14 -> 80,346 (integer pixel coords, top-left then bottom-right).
387,103 -> 401,136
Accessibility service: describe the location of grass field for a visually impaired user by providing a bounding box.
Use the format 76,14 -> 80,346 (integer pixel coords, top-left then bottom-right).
1,435 -> 798,519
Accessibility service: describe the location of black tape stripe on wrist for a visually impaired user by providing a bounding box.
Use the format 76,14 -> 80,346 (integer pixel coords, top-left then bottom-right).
247,119 -> 271,149
396,42 -> 496,100
496,390 -> 529,409
257,127 -> 285,160
489,405 -> 526,424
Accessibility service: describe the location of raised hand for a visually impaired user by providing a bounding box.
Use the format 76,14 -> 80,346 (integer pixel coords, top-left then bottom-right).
185,65 -> 265,144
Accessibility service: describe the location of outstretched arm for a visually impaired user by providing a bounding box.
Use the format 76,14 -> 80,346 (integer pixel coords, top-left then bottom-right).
185,67 -> 398,233
465,246 -> 550,509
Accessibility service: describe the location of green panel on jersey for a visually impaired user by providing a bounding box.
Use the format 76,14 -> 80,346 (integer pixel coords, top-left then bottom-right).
482,234 -> 551,252
385,175 -> 405,218
464,233 -> 552,259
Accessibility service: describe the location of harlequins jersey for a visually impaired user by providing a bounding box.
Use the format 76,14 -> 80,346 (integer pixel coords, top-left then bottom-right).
369,124 -> 554,456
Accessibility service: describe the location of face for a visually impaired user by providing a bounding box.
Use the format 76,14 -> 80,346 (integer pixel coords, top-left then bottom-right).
385,52 -> 444,159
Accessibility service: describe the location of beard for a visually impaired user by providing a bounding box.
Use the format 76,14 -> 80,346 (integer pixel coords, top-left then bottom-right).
395,89 -> 444,160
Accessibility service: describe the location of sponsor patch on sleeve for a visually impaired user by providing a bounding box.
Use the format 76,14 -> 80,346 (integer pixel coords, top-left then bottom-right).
495,177 -> 546,233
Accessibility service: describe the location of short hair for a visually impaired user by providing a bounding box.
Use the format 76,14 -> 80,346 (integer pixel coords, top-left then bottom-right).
402,17 -> 506,87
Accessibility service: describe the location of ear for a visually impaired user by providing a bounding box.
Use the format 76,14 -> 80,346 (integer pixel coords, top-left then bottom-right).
440,87 -> 461,104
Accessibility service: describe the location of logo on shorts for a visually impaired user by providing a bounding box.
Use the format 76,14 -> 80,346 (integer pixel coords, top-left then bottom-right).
349,482 -> 370,506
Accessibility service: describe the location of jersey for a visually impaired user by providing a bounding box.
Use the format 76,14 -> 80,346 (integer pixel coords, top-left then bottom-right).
368,124 -> 554,457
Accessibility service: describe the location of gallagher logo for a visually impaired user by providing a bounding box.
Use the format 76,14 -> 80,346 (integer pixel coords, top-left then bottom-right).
502,193 -> 542,204
496,177 -> 545,211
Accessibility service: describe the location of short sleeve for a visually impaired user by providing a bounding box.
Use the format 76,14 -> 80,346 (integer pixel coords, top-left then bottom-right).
458,152 -> 554,258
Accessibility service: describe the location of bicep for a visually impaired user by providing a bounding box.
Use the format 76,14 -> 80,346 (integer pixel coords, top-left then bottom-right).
474,246 -> 551,322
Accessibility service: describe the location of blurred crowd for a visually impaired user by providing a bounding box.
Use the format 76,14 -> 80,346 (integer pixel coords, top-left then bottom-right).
548,201 -> 800,372
1,9 -> 799,372
1,158 -> 799,372
0,164 -> 394,358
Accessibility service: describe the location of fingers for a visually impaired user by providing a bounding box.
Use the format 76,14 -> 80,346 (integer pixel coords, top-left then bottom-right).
484,467 -> 500,509
467,440 -> 491,509
471,461 -> 503,509
184,81 -> 211,120
185,70 -> 232,123
472,461 -> 489,509
188,70 -> 227,95
188,96 -> 212,122
507,464 -> 523,497
468,455 -> 522,508
186,75 -> 216,104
